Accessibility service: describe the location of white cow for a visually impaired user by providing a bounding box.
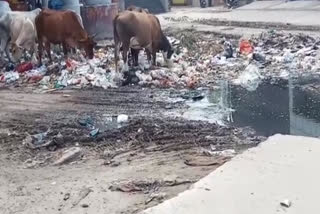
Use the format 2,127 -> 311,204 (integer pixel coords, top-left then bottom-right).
0,8 -> 41,62
0,1 -> 11,62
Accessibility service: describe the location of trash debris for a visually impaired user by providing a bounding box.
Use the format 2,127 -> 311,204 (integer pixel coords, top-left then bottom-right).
223,41 -> 233,58
280,199 -> 292,208
184,156 -> 229,166
0,71 -> 19,83
23,129 -> 53,149
90,128 -> 100,137
117,114 -> 129,123
53,147 -> 82,165
15,62 -> 33,73
1,31 -> 320,89
78,116 -> 94,128
239,39 -> 254,55
145,192 -> 167,205
63,193 -> 70,201
81,204 -> 89,208
72,187 -> 93,207
109,178 -> 196,193
233,64 -> 262,91
210,149 -> 237,157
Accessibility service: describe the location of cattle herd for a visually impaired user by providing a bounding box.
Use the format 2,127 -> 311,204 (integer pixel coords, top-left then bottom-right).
0,3 -> 174,72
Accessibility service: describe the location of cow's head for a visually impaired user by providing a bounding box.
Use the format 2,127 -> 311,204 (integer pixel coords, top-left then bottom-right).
78,36 -> 96,59
159,35 -> 174,68
11,44 -> 24,63
161,35 -> 174,58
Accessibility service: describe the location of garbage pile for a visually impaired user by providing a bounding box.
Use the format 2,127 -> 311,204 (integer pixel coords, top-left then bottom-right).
0,49 -> 122,90
132,30 -> 320,89
1,30 -> 320,90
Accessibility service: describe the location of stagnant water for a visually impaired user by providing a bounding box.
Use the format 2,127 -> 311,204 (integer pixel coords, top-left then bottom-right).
183,77 -> 320,137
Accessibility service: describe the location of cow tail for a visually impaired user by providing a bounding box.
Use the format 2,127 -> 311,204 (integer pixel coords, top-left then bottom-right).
113,14 -> 120,72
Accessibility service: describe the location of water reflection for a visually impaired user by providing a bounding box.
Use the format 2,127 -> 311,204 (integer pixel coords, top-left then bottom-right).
185,77 -> 320,137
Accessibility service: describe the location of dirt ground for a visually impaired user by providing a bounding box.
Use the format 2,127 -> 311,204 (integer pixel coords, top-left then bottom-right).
0,85 -> 262,214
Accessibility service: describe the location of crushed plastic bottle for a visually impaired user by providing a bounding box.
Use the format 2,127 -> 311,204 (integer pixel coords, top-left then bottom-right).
233,64 -> 262,91
0,71 -> 19,83
26,65 -> 47,82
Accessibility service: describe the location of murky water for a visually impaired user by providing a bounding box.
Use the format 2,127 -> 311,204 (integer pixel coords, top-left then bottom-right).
183,77 -> 320,137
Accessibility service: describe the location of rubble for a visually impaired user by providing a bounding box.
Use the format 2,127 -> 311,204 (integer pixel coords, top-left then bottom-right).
53,147 -> 82,165
109,177 -> 196,193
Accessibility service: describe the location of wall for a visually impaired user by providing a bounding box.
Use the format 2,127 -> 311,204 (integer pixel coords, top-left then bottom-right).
160,0 -> 169,11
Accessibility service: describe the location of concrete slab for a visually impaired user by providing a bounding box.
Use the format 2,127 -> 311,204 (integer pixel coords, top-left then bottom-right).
270,1 -> 320,10
238,0 -> 320,10
237,1 -> 285,10
142,134 -> 320,214
162,8 -> 320,26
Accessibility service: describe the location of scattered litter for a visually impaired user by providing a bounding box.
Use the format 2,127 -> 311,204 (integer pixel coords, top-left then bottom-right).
117,114 -> 129,123
233,64 -> 262,91
23,129 -> 53,149
53,147 -> 82,165
239,39 -> 254,55
72,187 -> 93,207
109,178 -> 196,193
15,62 -> 33,73
223,41 -> 233,58
1,31 -> 320,89
145,192 -> 167,205
0,71 -> 19,83
210,149 -> 236,157
81,204 -> 89,208
280,199 -> 292,208
90,128 -> 100,137
184,156 -> 229,166
63,193 -> 70,201
78,116 -> 94,128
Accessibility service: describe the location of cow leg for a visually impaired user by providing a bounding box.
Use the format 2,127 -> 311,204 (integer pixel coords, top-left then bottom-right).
146,49 -> 152,64
38,39 -> 44,65
151,45 -> 156,66
121,42 -> 129,72
132,49 -> 139,67
45,42 -> 52,63
4,39 -> 12,63
62,42 -> 68,59
31,42 -> 37,63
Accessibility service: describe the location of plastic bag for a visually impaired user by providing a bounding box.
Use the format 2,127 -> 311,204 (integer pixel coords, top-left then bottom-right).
239,39 -> 253,55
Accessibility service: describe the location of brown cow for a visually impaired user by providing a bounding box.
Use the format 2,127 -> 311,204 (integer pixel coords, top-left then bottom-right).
126,5 -> 149,66
113,11 -> 173,72
35,9 -> 96,65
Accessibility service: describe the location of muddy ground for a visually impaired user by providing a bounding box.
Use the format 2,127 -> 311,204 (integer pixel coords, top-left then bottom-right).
0,84 -> 263,214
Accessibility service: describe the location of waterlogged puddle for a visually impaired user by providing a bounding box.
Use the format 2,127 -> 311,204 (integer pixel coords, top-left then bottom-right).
181,77 -> 320,138
182,89 -> 233,126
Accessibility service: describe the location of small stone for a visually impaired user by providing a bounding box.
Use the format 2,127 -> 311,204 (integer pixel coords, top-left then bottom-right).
35,187 -> 41,191
117,114 -> 129,123
81,204 -> 89,208
110,161 -> 121,167
63,193 -> 70,201
280,199 -> 291,208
